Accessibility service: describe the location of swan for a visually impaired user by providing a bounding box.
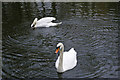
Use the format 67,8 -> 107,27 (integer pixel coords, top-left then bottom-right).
55,43 -> 77,73
31,17 -> 62,29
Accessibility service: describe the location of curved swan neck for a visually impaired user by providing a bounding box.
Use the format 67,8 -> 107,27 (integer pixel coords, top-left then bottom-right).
57,45 -> 64,72
60,45 -> 64,53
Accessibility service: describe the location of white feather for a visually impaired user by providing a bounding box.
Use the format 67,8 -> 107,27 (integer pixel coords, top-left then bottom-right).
31,17 -> 62,28
55,43 -> 77,72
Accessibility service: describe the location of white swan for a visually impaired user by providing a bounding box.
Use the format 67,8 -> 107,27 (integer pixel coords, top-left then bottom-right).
31,17 -> 62,29
55,43 -> 77,73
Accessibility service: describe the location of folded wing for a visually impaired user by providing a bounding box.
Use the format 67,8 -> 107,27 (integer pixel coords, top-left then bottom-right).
37,17 -> 56,23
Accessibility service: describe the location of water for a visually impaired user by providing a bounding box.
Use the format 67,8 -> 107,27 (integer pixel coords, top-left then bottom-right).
2,2 -> 119,78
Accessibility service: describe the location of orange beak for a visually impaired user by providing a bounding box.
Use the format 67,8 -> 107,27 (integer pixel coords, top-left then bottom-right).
55,48 -> 59,54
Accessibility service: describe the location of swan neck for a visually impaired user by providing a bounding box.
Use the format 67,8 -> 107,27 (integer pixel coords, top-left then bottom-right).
58,46 -> 64,72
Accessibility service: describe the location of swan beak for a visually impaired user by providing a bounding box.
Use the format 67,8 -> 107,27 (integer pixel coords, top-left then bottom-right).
55,48 -> 59,54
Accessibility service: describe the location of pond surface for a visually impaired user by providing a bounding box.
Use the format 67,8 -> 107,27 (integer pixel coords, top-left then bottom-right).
2,2 -> 119,78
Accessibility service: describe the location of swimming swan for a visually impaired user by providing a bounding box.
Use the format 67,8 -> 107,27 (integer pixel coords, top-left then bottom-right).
31,17 -> 62,29
55,43 -> 77,73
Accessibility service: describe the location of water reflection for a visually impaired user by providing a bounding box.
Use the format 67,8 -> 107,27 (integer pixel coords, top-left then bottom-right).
57,73 -> 63,78
2,2 -> 119,78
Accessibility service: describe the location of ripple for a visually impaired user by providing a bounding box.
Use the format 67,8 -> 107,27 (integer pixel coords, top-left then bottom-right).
2,2 -> 119,78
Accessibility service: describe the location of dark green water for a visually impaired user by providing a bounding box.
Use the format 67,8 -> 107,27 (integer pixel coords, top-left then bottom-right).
2,2 -> 119,78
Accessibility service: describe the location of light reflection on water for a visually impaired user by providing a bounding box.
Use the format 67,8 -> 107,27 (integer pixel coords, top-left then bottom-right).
2,2 -> 119,78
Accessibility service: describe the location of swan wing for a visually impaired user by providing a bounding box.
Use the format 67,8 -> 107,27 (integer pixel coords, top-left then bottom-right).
37,17 -> 56,23
68,48 -> 77,55
63,48 -> 77,71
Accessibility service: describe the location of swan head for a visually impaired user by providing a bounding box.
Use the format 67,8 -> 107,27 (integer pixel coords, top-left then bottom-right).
31,18 -> 38,29
55,43 -> 64,54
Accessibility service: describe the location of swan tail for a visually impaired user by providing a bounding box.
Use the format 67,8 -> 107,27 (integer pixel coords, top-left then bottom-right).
58,22 -> 62,25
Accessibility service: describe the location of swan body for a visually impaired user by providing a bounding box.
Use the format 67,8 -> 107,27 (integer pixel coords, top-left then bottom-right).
31,17 -> 62,28
55,43 -> 77,73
